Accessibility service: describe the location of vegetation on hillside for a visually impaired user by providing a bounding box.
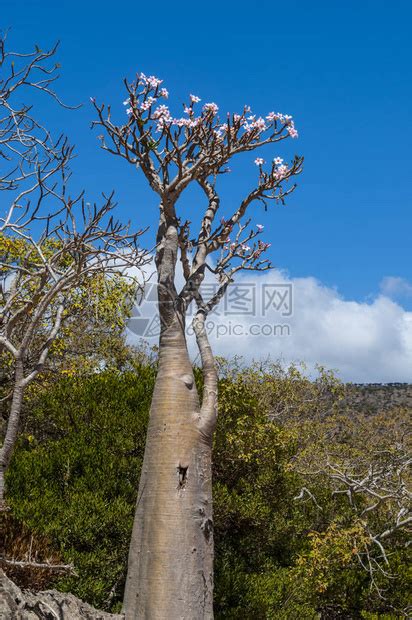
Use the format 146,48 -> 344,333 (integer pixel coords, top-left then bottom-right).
2,355 -> 410,618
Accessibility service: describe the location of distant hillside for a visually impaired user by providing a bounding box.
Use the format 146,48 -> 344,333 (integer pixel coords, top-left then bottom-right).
343,383 -> 412,414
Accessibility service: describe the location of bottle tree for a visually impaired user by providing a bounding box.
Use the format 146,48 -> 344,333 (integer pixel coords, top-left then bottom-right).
93,76 -> 303,619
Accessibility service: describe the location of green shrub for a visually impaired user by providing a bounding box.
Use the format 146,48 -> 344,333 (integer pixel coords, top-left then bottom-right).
5,364 -> 411,617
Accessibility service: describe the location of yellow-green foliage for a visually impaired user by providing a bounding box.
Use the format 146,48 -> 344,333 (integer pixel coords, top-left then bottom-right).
4,362 -> 411,617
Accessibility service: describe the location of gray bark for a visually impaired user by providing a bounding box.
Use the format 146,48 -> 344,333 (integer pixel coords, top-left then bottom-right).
0,360 -> 24,505
122,223 -> 215,619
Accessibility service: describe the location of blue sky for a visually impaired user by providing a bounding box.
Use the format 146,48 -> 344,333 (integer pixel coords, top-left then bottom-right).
2,0 -> 412,379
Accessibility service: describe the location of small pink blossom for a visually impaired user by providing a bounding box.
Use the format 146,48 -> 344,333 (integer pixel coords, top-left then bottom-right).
273,157 -> 283,165
140,96 -> 156,111
287,125 -> 298,138
174,117 -> 191,127
153,104 -> 170,118
126,107 -> 133,115
203,102 -> 219,115
256,224 -> 264,232
184,105 -> 194,116
146,75 -> 163,89
275,164 -> 289,179
254,157 -> 265,166
190,94 -> 201,103
159,88 -> 169,98
241,244 -> 251,252
250,117 -> 266,132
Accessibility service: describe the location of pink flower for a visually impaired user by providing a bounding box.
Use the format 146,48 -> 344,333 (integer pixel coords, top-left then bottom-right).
184,105 -> 194,116
273,157 -> 283,165
159,88 -> 169,98
173,117 -> 191,127
152,105 -> 172,125
256,224 -> 264,232
126,107 -> 133,115
254,157 -> 265,166
203,102 -> 219,115
250,117 -> 267,132
190,94 -> 201,103
275,164 -> 289,179
241,244 -> 251,252
140,96 -> 156,111
288,125 -> 298,138
146,75 -> 163,89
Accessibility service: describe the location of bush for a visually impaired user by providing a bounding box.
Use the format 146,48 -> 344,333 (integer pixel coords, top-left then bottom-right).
4,363 -> 411,617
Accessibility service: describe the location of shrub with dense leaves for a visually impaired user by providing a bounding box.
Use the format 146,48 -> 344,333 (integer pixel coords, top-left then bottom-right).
3,363 -> 411,617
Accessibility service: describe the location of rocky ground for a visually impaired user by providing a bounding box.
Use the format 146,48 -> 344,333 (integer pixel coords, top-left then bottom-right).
0,570 -> 123,620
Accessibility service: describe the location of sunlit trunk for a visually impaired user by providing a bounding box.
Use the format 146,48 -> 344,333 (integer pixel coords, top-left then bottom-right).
0,360 -> 24,507
123,308 -> 215,619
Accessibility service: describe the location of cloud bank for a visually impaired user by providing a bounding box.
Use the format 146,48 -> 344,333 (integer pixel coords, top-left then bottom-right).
127,266 -> 412,383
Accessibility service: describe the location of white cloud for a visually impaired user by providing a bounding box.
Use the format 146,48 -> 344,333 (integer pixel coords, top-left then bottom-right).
380,276 -> 412,298
127,264 -> 412,383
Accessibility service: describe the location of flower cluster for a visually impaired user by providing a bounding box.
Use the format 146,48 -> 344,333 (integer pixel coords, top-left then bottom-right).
275,164 -> 289,180
266,111 -> 298,138
139,73 -> 163,89
119,72 -> 299,153
203,102 -> 219,115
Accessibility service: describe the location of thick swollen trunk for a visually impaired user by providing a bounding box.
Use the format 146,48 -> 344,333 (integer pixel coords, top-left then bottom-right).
0,360 -> 24,506
123,315 -> 215,619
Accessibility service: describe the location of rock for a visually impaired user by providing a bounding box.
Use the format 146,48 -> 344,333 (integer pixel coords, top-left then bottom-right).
0,570 -> 124,619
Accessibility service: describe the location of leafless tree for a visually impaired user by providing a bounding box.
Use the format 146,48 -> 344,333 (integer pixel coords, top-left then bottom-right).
294,408 -> 411,615
93,73 -> 303,618
0,35 -> 149,506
